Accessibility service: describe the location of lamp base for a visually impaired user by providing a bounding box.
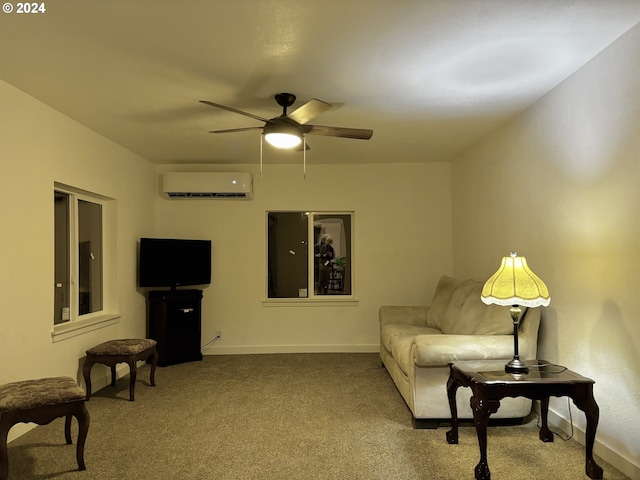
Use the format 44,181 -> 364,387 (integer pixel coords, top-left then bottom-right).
505,358 -> 529,374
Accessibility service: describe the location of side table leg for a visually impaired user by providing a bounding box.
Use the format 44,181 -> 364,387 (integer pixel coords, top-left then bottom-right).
471,393 -> 500,480
573,387 -> 603,480
539,396 -> 554,442
446,374 -> 460,444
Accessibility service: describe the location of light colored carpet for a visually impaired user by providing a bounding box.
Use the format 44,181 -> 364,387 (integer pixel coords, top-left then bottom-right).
6,353 -> 629,479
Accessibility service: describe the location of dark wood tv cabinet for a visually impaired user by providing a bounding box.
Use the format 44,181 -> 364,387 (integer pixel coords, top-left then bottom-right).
147,289 -> 203,367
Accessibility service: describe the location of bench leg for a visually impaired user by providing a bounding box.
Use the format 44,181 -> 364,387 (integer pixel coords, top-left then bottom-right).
82,359 -> 94,401
110,365 -> 117,387
64,414 -> 73,444
0,416 -> 9,480
149,347 -> 158,387
75,403 -> 90,471
127,360 -> 137,401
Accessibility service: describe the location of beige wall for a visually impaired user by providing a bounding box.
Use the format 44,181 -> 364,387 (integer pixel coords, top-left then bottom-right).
451,25 -> 640,478
0,80 -> 156,440
154,161 -> 453,353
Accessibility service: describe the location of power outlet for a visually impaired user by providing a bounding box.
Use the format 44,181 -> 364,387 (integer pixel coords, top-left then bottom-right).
215,330 -> 222,340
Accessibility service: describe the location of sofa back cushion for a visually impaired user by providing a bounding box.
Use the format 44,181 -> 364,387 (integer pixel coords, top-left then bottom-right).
429,275 -> 513,335
426,276 -> 467,330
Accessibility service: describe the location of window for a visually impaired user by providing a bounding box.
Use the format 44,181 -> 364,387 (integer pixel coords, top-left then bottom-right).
53,184 -> 118,339
266,211 -> 354,300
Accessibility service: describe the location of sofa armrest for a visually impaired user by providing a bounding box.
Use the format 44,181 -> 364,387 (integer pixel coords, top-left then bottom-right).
379,305 -> 429,328
411,334 -> 517,366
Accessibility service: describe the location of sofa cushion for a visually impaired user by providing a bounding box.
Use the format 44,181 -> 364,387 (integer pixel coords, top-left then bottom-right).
441,282 -> 512,335
475,303 -> 514,335
426,276 -> 468,330
381,324 -> 442,375
379,305 -> 428,328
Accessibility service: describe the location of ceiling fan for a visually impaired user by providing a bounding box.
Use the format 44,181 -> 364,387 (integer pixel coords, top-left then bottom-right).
199,93 -> 373,150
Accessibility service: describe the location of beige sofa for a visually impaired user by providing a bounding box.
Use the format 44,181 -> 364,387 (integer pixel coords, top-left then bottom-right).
379,275 -> 540,428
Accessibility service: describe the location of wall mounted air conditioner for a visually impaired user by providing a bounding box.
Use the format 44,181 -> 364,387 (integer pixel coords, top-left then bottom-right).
162,172 -> 252,199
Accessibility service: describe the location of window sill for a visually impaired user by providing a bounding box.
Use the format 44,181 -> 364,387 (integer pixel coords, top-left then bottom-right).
51,312 -> 121,343
263,298 -> 358,307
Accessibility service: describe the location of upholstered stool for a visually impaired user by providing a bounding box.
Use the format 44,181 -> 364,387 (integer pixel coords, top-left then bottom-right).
0,376 -> 89,480
83,338 -> 158,402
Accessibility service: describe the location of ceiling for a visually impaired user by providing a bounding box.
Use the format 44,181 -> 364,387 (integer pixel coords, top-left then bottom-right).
2,1 -> 640,165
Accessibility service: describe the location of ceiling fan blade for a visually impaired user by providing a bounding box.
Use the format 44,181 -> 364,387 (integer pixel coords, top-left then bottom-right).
199,100 -> 269,123
208,127 -> 263,134
303,124 -> 373,140
287,99 -> 331,125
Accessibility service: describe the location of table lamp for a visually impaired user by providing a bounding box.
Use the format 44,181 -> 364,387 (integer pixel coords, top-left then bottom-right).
481,252 -> 550,374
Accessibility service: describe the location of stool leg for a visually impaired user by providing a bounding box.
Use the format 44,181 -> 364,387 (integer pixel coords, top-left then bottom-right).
0,416 -> 10,480
82,359 -> 94,401
127,360 -> 137,401
110,365 -> 117,387
64,414 -> 73,444
149,347 -> 158,387
75,403 -> 90,471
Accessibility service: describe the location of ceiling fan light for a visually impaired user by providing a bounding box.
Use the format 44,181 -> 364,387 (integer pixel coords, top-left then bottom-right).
264,132 -> 302,149
263,120 -> 303,149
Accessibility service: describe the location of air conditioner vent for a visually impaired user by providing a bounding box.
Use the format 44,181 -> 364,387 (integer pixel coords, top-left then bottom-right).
167,192 -> 249,198
162,172 -> 252,199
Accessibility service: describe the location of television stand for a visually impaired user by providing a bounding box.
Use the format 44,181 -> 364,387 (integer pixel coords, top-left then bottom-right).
147,289 -> 203,367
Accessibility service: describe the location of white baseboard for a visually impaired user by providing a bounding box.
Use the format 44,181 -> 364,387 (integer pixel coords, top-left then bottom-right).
202,344 -> 380,355
543,405 -> 640,479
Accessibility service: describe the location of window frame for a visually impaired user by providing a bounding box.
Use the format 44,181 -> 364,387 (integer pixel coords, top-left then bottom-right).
52,183 -> 119,341
264,210 -> 357,305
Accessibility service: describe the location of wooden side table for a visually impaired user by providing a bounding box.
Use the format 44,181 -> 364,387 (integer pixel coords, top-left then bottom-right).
445,359 -> 603,480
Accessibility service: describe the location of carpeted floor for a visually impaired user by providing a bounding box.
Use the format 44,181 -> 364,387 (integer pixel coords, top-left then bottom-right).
6,353 -> 629,479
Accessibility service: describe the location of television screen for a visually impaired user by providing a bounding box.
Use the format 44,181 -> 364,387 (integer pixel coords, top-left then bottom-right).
139,238 -> 212,288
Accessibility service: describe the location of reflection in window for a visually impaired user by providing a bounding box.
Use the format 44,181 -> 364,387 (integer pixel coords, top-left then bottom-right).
78,200 -> 103,315
314,214 -> 352,295
267,211 -> 354,299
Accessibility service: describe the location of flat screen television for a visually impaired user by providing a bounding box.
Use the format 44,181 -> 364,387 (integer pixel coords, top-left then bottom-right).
139,237 -> 212,289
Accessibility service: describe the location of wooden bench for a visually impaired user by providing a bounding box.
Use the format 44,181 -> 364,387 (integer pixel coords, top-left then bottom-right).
0,376 -> 89,480
83,338 -> 158,402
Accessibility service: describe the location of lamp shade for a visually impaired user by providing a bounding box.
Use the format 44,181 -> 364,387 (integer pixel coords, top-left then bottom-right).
481,252 -> 550,308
